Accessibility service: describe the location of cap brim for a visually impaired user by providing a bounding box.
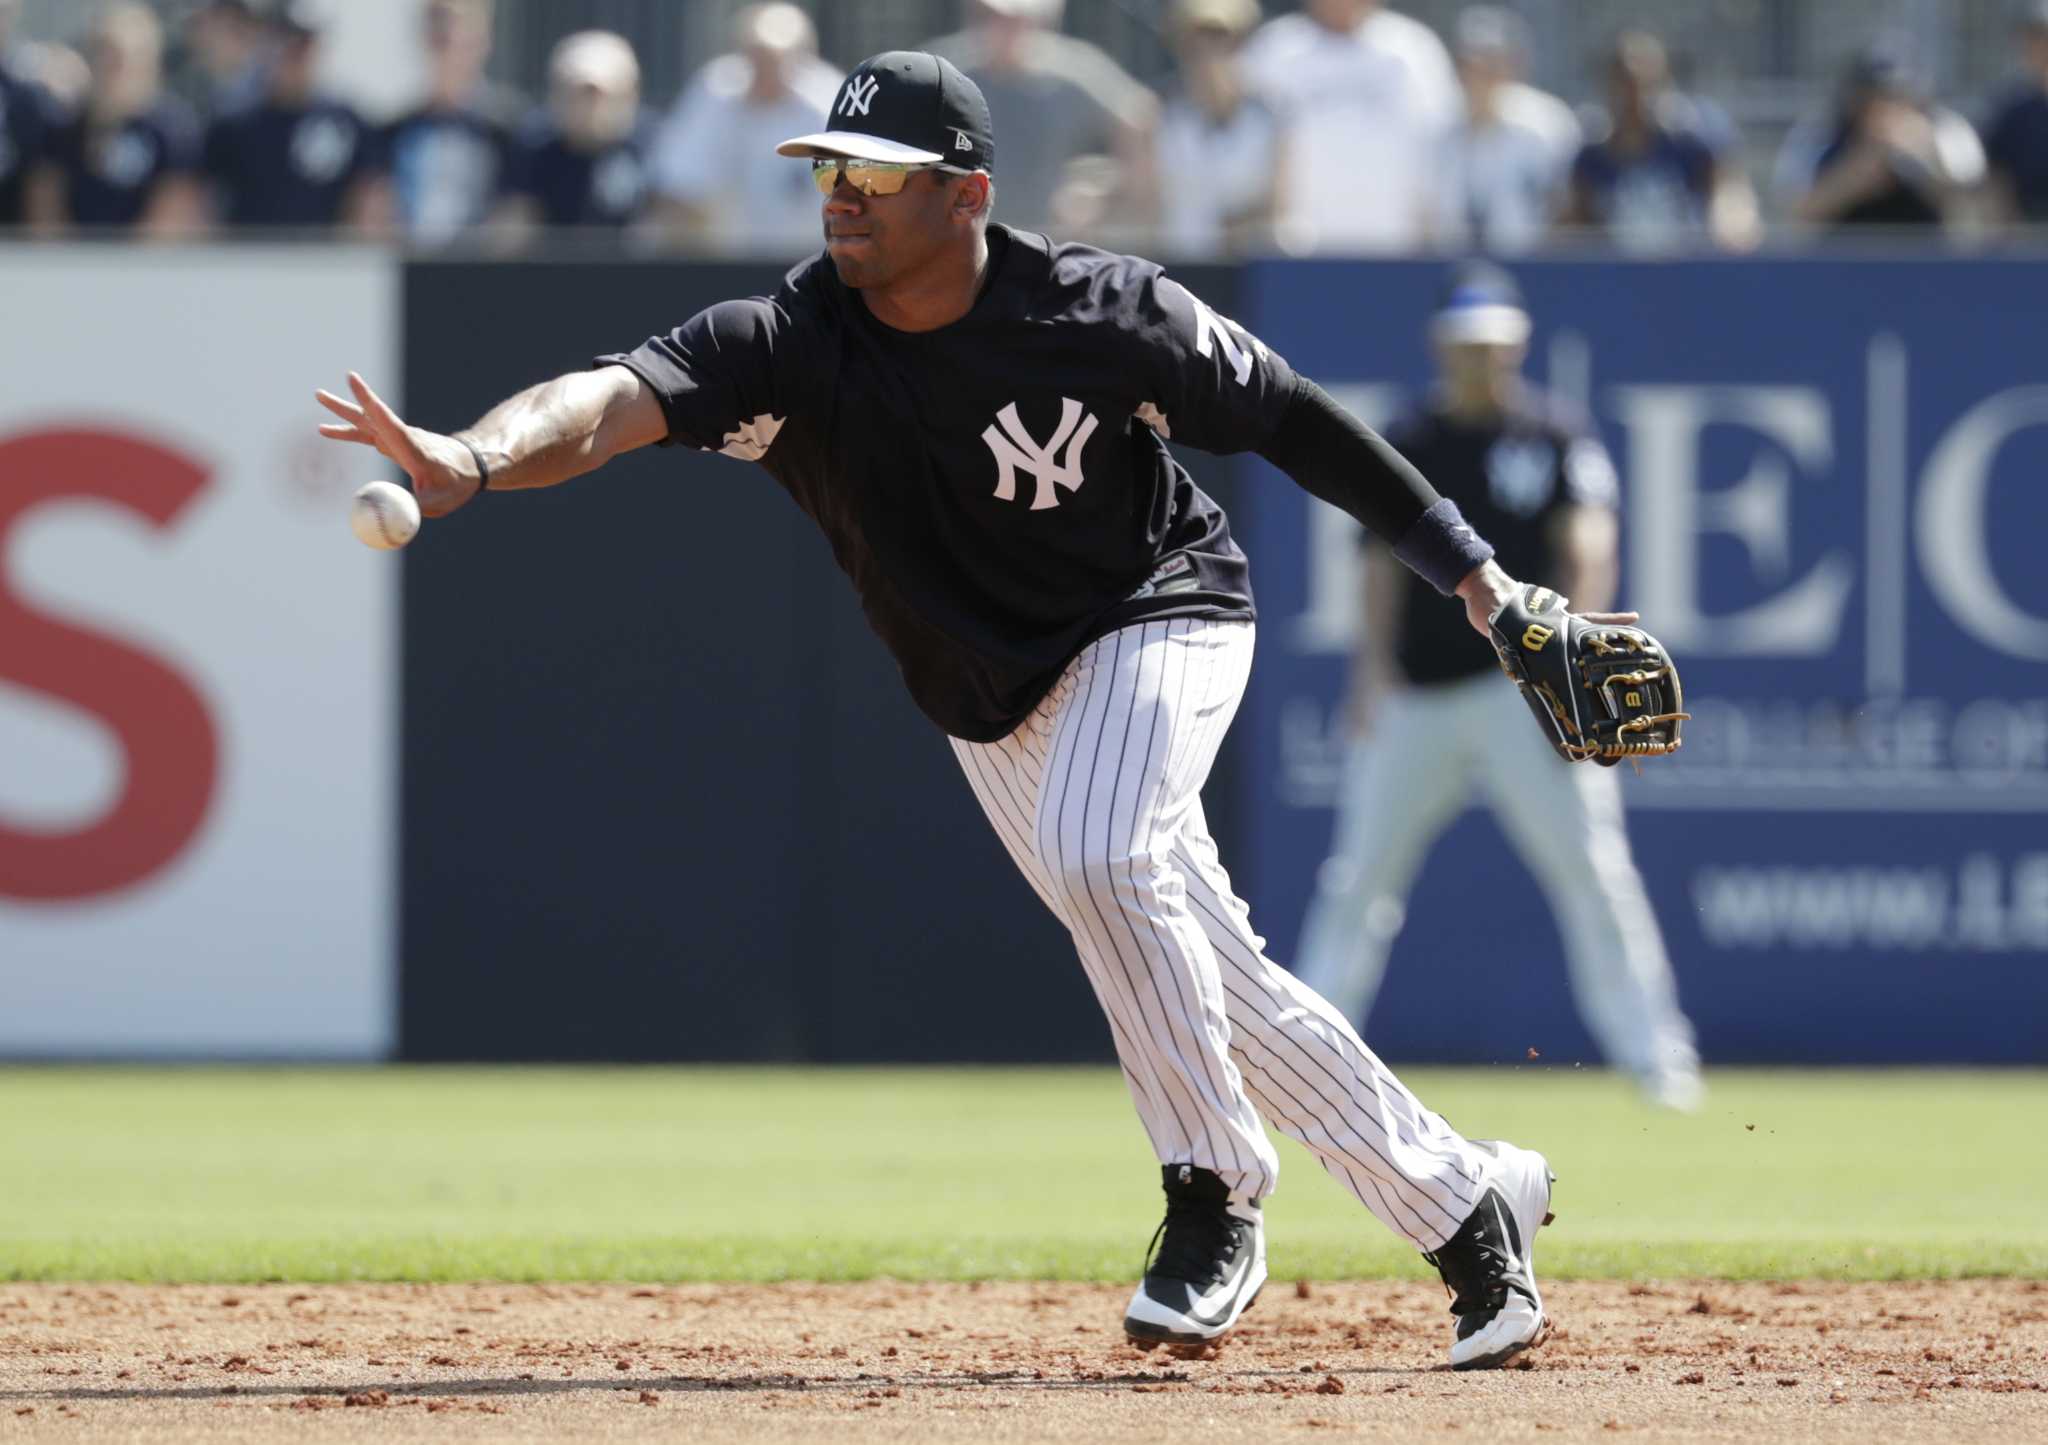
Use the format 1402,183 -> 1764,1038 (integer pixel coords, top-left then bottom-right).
1432,305 -> 1531,346
775,130 -> 946,164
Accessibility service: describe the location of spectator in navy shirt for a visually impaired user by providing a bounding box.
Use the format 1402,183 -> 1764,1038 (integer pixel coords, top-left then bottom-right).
25,4 -> 204,236
1777,39 -> 1982,236
201,0 -> 389,234
1983,3 -> 2048,227
492,30 -> 650,248
385,0 -> 518,246
1559,30 -> 1756,252
0,0 -> 59,228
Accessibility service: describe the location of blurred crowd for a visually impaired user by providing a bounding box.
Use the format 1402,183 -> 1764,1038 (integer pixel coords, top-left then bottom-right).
4,0 -> 2048,253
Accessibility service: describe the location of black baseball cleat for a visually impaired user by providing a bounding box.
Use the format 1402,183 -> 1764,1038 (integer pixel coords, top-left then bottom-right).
1423,1140 -> 1556,1370
1122,1164 -> 1267,1351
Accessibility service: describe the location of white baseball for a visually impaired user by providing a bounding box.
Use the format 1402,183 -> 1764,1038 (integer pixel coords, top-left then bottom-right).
350,481 -> 421,550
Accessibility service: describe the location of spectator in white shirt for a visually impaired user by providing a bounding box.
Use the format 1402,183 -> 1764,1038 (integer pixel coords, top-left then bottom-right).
650,3 -> 841,254
1239,0 -> 1459,253
1427,5 -> 1577,252
1156,0 -> 1278,256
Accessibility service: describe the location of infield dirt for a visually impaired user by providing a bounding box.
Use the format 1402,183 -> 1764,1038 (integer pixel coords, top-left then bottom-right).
3,1280 -> 2043,1443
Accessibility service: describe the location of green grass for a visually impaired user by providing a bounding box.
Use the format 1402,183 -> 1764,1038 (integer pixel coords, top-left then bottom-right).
2,1066 -> 2042,1283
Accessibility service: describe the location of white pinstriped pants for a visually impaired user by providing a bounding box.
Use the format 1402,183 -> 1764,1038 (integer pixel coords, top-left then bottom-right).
951,618 -> 1487,1252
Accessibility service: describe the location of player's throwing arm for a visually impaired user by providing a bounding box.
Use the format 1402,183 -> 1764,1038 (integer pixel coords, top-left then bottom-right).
315,367 -> 666,520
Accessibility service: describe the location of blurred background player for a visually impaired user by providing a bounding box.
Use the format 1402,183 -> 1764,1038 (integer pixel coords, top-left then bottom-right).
1239,0 -> 1458,254
1293,262 -> 1702,1111
1427,5 -> 1578,254
925,0 -> 1158,237
1777,37 -> 1983,237
25,3 -> 203,238
1153,0 -> 1276,258
492,29 -> 649,249
382,0 -> 518,248
200,0 -> 387,235
650,3 -> 841,255
1560,29 -> 1757,253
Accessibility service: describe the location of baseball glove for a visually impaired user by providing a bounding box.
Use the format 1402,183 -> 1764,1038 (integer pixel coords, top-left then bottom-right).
1487,585 -> 1688,767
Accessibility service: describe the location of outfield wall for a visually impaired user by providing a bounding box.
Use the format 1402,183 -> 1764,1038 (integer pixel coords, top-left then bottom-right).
1236,256 -> 2048,1065
1,250 -> 2042,1063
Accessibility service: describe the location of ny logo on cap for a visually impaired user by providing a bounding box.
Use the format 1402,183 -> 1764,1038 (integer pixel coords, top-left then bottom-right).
982,399 -> 1098,511
839,74 -> 879,117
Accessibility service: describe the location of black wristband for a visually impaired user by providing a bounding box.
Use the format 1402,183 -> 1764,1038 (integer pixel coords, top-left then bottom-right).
1393,497 -> 1496,597
455,434 -> 490,493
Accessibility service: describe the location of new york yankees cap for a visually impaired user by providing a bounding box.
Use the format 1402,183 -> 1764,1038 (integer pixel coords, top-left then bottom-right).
776,51 -> 994,172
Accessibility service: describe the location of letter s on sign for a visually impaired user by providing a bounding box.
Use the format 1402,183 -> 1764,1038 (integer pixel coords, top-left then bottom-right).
0,429 -> 219,902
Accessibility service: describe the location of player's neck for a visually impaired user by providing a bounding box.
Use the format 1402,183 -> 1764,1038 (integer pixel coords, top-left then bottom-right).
861,233 -> 993,334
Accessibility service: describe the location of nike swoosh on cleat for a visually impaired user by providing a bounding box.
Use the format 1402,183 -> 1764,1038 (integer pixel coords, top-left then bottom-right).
1492,1197 -> 1524,1278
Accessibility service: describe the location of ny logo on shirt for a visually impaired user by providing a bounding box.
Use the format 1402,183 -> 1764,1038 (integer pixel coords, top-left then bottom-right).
982,399 -> 1098,511
839,75 -> 879,117
1487,438 -> 1556,517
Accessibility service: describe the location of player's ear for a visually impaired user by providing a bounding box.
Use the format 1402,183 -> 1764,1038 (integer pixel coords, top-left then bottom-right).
953,172 -> 991,224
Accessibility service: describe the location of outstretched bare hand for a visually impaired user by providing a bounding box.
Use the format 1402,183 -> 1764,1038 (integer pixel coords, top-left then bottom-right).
315,372 -> 482,518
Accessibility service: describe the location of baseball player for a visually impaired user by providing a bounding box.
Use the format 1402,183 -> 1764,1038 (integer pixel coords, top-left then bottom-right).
1294,264 -> 1701,1110
315,52 -> 1635,1369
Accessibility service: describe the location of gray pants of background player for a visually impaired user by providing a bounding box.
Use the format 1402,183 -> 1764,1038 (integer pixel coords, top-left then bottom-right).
1295,671 -> 1699,1096
952,617 -> 1490,1252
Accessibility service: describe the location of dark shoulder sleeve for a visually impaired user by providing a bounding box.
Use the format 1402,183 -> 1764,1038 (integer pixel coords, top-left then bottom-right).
201,111 -> 235,180
342,104 -> 382,180
594,296 -> 789,459
10,76 -> 54,159
487,99 -> 522,171
1531,397 -> 1617,512
1982,95 -> 2022,172
155,101 -> 202,174
1682,132 -> 1717,195
1128,267 -> 1297,454
43,110 -> 81,170
1558,426 -> 1620,511
501,112 -> 548,197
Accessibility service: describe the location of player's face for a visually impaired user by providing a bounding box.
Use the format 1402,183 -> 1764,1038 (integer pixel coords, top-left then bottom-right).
1435,339 -> 1525,399
821,164 -> 960,290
